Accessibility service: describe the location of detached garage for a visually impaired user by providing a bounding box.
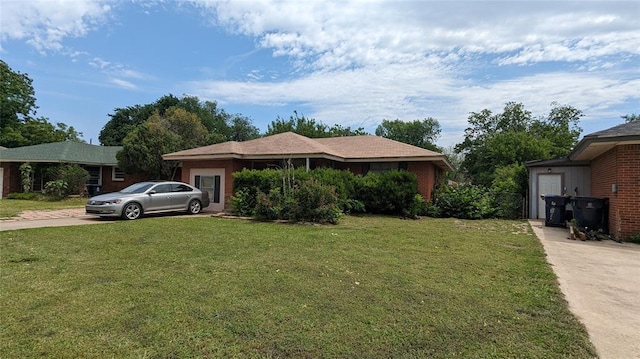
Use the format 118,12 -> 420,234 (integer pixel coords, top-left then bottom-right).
528,121 -> 640,240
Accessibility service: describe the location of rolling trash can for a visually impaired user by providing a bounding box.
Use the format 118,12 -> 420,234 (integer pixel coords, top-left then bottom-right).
572,197 -> 609,233
544,195 -> 570,227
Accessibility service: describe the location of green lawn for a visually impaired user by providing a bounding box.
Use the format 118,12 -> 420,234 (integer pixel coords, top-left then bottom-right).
0,197 -> 86,219
0,215 -> 596,358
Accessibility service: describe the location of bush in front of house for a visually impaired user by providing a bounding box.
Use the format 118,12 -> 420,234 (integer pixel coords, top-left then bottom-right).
358,170 -> 420,217
231,167 -> 421,222
430,183 -> 494,219
253,180 -> 341,224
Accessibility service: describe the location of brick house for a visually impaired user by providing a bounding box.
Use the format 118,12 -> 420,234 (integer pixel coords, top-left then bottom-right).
0,141 -> 146,198
570,122 -> 640,240
528,121 -> 640,240
163,132 -> 452,212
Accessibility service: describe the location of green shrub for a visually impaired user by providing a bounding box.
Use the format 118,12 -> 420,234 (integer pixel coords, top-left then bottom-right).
432,183 -> 494,219
310,168 -> 363,213
43,180 -> 68,199
490,163 -> 527,219
290,179 -> 342,224
229,188 -> 256,217
358,170 -> 419,216
6,192 -> 42,200
58,164 -> 90,196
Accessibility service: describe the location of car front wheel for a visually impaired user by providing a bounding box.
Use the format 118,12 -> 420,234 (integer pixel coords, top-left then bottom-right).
122,202 -> 143,220
188,199 -> 202,214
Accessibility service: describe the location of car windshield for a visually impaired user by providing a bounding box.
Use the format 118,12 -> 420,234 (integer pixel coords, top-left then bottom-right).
120,183 -> 155,194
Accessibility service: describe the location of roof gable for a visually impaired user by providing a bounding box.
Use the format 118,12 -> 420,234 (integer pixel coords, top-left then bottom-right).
0,141 -> 121,165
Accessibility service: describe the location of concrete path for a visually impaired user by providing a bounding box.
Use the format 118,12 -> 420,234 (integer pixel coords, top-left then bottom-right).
529,220 -> 640,359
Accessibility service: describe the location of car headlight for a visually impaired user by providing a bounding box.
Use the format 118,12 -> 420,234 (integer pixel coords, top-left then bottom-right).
104,199 -> 122,205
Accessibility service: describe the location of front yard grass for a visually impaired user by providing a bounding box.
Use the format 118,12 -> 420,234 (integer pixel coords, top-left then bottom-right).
0,197 -> 86,219
0,216 -> 596,358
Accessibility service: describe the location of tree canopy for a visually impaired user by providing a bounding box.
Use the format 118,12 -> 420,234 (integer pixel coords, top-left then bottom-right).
99,94 -> 260,146
455,102 -> 583,189
375,118 -> 442,152
265,111 -> 367,138
117,107 -> 209,179
0,60 -> 82,147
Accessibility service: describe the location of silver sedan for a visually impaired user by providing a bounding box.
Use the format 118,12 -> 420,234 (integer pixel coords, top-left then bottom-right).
86,181 -> 210,220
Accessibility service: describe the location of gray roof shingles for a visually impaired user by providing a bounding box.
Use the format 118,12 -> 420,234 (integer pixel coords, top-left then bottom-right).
0,141 -> 121,165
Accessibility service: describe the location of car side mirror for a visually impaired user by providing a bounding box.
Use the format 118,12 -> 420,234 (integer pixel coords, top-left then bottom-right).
148,190 -> 156,195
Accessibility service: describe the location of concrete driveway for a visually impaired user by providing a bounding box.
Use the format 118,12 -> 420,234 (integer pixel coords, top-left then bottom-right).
530,220 -> 640,359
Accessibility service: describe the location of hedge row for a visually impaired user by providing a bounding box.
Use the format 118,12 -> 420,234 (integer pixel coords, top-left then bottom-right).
230,168 -> 422,223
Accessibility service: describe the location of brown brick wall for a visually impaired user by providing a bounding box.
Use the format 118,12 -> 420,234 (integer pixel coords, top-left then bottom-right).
591,144 -> 640,239
408,162 -> 436,201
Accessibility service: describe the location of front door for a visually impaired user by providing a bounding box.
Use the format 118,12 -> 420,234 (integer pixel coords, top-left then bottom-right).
191,168 -> 225,212
538,174 -> 562,219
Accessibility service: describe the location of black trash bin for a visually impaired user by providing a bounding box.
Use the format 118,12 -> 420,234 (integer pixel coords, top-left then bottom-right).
87,185 -> 102,196
572,197 -> 609,232
544,195 -> 570,227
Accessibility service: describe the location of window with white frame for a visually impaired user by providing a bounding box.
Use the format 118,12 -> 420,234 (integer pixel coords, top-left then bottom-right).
112,167 -> 125,181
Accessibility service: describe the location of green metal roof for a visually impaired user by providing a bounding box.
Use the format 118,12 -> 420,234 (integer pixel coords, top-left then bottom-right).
0,141 -> 122,165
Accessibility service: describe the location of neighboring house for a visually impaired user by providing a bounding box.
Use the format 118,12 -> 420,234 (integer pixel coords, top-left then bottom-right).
527,121 -> 640,240
0,141 -> 145,199
163,132 -> 453,212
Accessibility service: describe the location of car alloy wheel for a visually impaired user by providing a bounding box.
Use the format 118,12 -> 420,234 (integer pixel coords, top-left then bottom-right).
188,200 -> 202,214
123,203 -> 142,220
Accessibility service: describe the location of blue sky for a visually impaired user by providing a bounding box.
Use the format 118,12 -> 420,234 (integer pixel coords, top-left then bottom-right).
1,1 -> 638,147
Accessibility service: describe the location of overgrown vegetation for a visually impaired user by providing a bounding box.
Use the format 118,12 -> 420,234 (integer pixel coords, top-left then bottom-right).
230,167 -> 426,223
0,216 -> 597,358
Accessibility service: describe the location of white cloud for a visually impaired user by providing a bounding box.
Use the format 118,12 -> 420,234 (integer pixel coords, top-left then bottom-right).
198,0 -> 640,70
110,78 -> 137,90
0,0 -> 113,52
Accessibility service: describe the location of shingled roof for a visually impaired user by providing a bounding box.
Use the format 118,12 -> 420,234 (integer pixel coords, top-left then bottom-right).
570,121 -> 640,161
0,141 -> 121,165
164,132 -> 452,170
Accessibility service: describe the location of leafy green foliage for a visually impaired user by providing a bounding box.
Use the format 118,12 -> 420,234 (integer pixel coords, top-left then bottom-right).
490,163 -> 528,219
359,170 -> 420,216
99,94 -> 260,146
233,168 -> 420,219
456,102 -> 583,188
19,163 -> 33,193
375,118 -> 442,151
290,179 -> 342,224
117,107 -> 209,179
5,192 -> 41,200
431,183 -> 494,219
0,61 -> 82,147
56,164 -> 90,196
43,180 -> 68,199
265,111 -> 367,138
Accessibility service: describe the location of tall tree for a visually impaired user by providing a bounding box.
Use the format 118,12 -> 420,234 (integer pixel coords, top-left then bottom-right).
265,111 -> 366,138
117,107 -> 209,179
99,94 -> 258,146
375,118 -> 442,152
1,60 -> 82,147
455,102 -> 583,188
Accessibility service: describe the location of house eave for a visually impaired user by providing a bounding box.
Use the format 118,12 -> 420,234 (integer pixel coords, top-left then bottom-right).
569,135 -> 640,161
